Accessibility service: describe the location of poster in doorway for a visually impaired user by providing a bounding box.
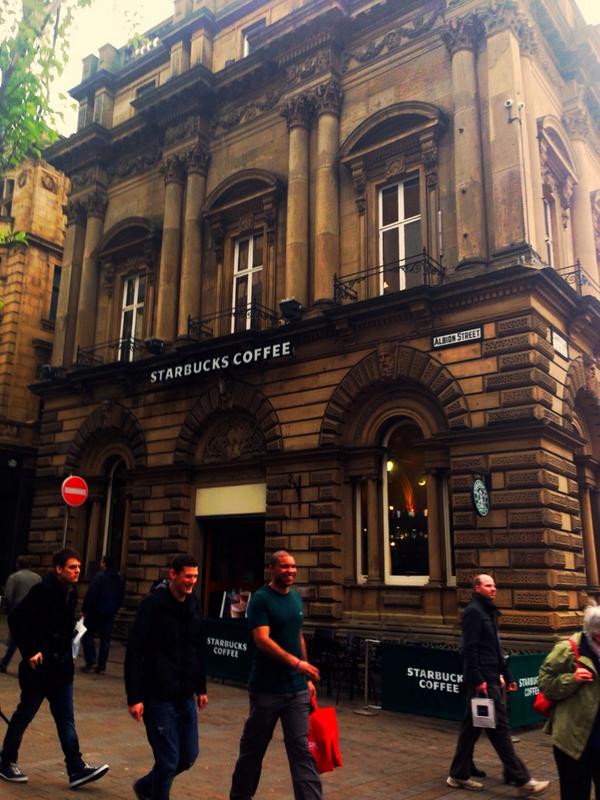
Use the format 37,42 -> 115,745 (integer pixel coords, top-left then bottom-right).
220,589 -> 251,618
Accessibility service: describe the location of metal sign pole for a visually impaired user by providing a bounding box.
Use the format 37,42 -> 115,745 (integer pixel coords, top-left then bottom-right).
353,638 -> 382,717
61,506 -> 69,548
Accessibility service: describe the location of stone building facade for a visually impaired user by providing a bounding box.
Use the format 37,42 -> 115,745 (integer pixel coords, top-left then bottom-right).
0,160 -> 68,583
38,0 -> 600,644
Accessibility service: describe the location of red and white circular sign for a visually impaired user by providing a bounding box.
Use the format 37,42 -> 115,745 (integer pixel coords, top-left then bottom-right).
61,475 -> 89,507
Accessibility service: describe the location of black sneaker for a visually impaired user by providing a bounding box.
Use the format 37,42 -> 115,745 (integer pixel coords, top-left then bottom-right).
0,761 -> 28,782
80,664 -> 95,673
133,779 -> 150,800
69,763 -> 109,789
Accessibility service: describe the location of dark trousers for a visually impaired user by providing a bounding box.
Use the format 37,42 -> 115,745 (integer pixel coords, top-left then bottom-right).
230,690 -> 323,800
137,696 -> 199,800
554,745 -> 600,800
449,685 -> 530,787
0,670 -> 84,775
0,634 -> 18,669
82,615 -> 114,671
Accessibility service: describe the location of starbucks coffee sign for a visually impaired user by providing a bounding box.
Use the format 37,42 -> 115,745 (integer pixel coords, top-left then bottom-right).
150,340 -> 293,384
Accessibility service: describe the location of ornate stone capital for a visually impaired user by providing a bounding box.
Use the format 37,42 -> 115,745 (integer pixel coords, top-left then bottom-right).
160,153 -> 187,184
441,14 -> 482,56
82,191 -> 108,220
65,199 -> 87,226
313,80 -> 343,118
185,144 -> 210,176
478,0 -> 535,52
281,93 -> 314,131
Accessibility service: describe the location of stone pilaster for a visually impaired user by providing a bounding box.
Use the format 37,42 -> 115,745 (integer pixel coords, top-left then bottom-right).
480,2 -> 529,255
156,154 -> 186,342
74,191 -> 107,353
442,14 -> 488,268
313,81 -> 343,304
52,200 -> 86,366
177,145 -> 210,338
282,94 -> 314,306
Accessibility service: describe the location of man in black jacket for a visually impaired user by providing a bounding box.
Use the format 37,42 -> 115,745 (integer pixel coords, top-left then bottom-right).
446,574 -> 548,795
125,554 -> 208,800
81,554 -> 125,674
0,548 -> 109,788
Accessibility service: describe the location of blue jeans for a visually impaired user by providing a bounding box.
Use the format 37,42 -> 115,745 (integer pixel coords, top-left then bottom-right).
230,690 -> 322,800
137,696 -> 199,800
82,615 -> 115,671
1,673 -> 84,775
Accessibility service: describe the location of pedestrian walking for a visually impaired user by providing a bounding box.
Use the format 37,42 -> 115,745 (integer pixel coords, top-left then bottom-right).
538,604 -> 600,800
0,556 -> 41,673
81,554 -> 124,675
446,573 -> 549,795
0,548 -> 109,788
125,554 -> 208,800
229,549 -> 323,800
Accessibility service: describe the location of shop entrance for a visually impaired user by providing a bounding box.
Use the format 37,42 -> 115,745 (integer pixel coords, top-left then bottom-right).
201,516 -> 265,618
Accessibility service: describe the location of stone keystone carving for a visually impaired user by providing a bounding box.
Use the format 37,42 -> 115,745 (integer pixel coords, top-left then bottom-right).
313,80 -> 344,117
281,93 -> 315,130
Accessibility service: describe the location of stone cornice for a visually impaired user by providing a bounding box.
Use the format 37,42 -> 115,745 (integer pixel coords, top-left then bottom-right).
130,62 -> 214,123
43,124 -> 111,177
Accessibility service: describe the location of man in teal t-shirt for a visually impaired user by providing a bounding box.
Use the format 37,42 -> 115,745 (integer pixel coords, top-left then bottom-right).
229,550 -> 323,800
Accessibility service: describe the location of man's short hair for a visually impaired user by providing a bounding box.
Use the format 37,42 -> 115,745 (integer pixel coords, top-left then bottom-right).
16,555 -> 31,570
52,548 -> 80,568
472,574 -> 483,589
102,554 -> 116,571
268,550 -> 292,566
170,554 -> 198,574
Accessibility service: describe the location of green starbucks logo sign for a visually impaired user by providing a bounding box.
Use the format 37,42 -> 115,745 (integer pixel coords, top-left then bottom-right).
471,478 -> 490,517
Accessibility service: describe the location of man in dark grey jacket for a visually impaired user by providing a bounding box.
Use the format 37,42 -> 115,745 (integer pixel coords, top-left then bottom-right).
125,554 -> 207,800
446,574 -> 549,795
0,556 -> 41,673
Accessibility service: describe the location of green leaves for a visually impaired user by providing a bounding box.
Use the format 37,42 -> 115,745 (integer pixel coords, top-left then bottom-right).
0,0 -> 94,173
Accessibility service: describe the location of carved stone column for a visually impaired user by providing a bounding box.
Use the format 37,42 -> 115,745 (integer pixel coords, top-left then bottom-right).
564,104 -> 598,281
282,94 -> 313,306
480,4 -> 528,255
74,191 -> 107,353
580,481 -> 600,589
52,200 -> 86,366
442,15 -> 487,268
177,145 -> 210,338
156,154 -> 186,342
313,81 -> 343,304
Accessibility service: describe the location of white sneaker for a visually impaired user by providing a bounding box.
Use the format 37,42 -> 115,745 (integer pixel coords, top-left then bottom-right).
446,776 -> 484,791
517,779 -> 550,796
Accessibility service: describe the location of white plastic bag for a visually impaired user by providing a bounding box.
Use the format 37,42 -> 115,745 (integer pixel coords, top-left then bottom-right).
72,617 -> 87,659
470,697 -> 496,728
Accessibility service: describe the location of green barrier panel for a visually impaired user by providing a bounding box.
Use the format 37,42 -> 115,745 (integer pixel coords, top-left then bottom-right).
381,643 -> 464,720
381,643 -> 549,728
204,618 -> 253,683
507,653 -> 548,728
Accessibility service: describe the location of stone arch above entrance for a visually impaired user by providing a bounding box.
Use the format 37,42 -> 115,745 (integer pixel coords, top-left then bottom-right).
65,401 -> 147,472
174,379 -> 283,465
319,344 -> 471,446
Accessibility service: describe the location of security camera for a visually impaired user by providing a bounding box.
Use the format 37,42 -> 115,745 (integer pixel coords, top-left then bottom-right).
504,99 -> 514,109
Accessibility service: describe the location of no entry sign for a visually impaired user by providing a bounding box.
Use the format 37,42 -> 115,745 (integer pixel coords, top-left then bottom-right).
61,475 -> 89,507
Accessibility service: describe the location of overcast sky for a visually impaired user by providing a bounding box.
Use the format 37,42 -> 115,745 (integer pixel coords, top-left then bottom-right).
55,0 -> 600,135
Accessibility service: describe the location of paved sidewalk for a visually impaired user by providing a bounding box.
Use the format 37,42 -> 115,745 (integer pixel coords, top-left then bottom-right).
0,630 -> 559,800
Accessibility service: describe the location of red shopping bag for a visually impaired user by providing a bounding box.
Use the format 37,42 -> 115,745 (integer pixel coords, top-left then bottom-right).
308,697 -> 343,774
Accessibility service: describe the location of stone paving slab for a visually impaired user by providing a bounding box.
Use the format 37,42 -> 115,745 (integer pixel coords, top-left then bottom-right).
0,633 -> 560,800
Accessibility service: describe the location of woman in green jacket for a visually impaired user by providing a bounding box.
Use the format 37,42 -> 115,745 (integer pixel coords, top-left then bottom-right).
538,605 -> 600,800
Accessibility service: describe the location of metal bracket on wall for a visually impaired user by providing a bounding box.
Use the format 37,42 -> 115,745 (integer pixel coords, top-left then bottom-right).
288,474 -> 302,509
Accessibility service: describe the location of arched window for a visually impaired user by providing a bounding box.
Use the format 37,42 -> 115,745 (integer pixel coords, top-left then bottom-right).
382,419 -> 429,581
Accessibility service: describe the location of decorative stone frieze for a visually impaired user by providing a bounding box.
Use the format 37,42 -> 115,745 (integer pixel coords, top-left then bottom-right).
164,115 -> 202,146
492,529 -> 578,549
497,314 -> 548,338
484,368 -> 557,394
500,387 -> 553,408
203,415 -> 266,462
483,333 -> 554,359
286,50 -> 331,88
70,168 -> 97,194
281,93 -> 314,130
505,470 -> 560,490
211,88 -> 283,135
344,2 -> 446,70
514,589 -> 570,609
508,508 -> 563,528
108,144 -> 162,184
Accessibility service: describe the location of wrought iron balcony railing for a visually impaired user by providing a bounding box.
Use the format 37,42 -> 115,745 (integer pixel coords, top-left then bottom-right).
333,250 -> 445,304
76,337 -> 147,367
554,260 -> 600,297
188,302 -> 281,340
